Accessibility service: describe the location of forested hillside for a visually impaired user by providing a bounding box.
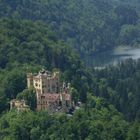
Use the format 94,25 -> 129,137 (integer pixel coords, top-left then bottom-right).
0,18 -> 87,113
0,18 -> 131,140
0,0 -> 140,55
93,59 -> 140,121
1,0 -> 140,139
0,101 -> 130,140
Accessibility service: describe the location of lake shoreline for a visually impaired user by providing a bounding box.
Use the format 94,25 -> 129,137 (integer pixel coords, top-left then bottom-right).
83,45 -> 140,68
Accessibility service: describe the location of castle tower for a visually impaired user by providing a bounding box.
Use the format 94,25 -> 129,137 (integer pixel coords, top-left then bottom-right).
27,73 -> 33,88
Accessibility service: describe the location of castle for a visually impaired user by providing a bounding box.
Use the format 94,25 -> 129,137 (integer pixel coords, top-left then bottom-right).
27,69 -> 73,113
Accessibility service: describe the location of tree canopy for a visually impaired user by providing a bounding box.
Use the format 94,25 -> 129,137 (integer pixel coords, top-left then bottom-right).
0,0 -> 139,55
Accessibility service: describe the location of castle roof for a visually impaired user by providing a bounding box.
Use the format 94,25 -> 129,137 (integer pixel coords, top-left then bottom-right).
43,94 -> 60,102
41,93 -> 71,102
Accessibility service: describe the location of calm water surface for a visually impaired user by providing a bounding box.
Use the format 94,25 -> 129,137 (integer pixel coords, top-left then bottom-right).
84,47 -> 140,67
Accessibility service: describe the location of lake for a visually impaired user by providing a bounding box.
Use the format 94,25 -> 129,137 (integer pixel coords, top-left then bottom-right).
84,46 -> 140,68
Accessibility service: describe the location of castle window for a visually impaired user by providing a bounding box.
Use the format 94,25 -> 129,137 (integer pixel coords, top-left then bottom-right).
66,101 -> 69,107
42,85 -> 46,88
59,101 -> 62,106
41,96 -> 45,99
48,88 -> 50,93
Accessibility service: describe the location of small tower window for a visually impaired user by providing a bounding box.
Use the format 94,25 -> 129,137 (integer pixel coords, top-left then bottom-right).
35,83 -> 38,87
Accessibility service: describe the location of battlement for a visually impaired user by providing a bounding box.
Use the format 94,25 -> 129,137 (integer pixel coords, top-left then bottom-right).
10,99 -> 30,111
27,69 -> 60,94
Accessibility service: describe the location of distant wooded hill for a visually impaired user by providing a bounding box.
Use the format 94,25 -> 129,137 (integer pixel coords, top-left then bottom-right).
0,0 -> 140,55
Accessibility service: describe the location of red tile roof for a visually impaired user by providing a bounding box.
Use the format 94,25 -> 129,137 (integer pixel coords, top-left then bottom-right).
44,94 -> 60,102
41,93 -> 71,102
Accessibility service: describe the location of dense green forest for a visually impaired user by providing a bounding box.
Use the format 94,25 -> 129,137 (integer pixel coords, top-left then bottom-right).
0,99 -> 130,140
0,0 -> 140,55
93,59 -> 140,121
0,18 -> 88,113
0,19 -> 140,138
1,0 -> 140,139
